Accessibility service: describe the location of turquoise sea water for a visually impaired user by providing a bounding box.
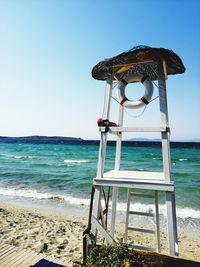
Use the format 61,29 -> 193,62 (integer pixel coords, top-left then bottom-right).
0,142 -> 199,220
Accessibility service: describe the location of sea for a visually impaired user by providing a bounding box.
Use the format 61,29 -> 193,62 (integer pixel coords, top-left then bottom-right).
0,140 -> 199,229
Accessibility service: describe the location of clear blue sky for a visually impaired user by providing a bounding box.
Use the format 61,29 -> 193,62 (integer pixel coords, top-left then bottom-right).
0,0 -> 199,140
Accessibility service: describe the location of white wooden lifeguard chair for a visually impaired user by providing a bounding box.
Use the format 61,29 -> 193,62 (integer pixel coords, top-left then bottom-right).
83,46 -> 185,261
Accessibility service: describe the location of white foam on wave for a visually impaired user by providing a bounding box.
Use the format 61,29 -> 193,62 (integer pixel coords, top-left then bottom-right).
0,187 -> 199,219
64,159 -> 89,164
0,187 -> 51,199
117,202 -> 200,219
14,155 -> 33,159
176,207 -> 200,218
179,158 -> 187,161
63,195 -> 90,206
0,187 -> 90,206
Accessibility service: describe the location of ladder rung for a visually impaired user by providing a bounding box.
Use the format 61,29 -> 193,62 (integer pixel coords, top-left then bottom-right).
129,211 -> 154,217
100,126 -> 166,133
128,227 -> 155,234
130,192 -> 154,198
128,243 -> 158,252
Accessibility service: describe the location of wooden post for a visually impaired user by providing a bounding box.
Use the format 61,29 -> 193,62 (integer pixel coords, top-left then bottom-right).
93,78 -> 113,236
155,191 -> 161,252
96,78 -> 113,178
124,188 -> 131,242
110,103 -> 124,237
114,104 -> 124,170
158,60 -> 178,256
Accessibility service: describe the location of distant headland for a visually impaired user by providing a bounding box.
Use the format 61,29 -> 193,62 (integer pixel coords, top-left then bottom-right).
0,135 -> 83,144
0,136 -> 199,148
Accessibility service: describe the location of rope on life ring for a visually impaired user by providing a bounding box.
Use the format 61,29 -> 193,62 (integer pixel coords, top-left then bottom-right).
117,74 -> 154,109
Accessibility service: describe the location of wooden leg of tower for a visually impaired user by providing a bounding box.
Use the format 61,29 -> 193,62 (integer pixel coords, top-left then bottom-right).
92,186 -> 101,236
158,63 -> 178,256
166,192 -> 179,256
92,78 -> 113,239
110,94 -> 124,238
124,188 -> 131,243
155,191 -> 161,253
110,187 -> 118,237
93,187 -> 105,226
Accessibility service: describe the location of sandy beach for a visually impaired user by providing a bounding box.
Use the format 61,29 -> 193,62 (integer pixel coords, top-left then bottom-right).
0,202 -> 199,266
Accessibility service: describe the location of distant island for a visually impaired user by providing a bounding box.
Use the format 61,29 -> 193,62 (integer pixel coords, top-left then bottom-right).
0,135 -> 83,144
0,136 -> 199,148
127,137 -> 200,143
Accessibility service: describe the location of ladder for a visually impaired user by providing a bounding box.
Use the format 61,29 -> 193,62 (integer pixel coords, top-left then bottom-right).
124,189 -> 161,252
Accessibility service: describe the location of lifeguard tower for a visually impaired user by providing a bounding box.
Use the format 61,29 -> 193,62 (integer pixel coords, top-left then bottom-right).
83,46 -> 185,261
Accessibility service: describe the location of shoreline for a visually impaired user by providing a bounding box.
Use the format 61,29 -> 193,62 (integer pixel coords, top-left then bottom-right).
0,201 -> 200,266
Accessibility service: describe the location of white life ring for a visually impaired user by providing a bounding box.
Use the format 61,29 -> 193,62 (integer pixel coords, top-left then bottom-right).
117,75 -> 154,109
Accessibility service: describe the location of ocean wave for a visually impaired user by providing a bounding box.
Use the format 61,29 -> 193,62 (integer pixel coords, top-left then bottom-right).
63,195 -> 90,206
179,158 -> 188,161
117,202 -> 200,219
0,187 -> 199,219
14,155 -> 33,159
0,187 -> 51,199
176,207 -> 200,218
64,159 -> 89,164
0,187 -> 90,206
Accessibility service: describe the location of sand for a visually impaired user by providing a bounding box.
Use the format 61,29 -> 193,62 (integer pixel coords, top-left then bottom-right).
0,202 -> 199,266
